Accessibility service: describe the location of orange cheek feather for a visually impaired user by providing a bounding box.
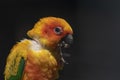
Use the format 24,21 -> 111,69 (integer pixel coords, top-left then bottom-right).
41,25 -> 64,43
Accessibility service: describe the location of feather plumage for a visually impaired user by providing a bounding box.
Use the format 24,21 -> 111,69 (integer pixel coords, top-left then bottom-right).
4,17 -> 73,80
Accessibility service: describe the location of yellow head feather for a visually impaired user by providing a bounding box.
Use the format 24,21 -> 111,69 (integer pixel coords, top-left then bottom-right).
27,17 -> 73,48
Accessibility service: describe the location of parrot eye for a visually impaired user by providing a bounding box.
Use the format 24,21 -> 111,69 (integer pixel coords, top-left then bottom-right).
54,27 -> 63,35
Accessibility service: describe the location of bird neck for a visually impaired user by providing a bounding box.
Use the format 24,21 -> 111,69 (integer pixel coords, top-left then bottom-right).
32,38 -> 64,69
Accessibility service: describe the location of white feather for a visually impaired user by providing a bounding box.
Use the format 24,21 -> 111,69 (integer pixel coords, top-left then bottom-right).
30,40 -> 42,51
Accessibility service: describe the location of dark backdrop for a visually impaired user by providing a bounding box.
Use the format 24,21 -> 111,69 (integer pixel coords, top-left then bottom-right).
0,0 -> 120,80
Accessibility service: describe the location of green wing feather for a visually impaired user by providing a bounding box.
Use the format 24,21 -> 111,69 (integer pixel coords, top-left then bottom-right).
4,40 -> 29,80
9,58 -> 25,80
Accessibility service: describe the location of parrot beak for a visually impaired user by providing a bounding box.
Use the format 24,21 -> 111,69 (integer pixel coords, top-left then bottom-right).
59,34 -> 73,48
58,34 -> 73,64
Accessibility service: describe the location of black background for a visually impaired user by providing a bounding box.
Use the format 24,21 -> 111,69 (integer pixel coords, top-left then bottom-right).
0,0 -> 120,80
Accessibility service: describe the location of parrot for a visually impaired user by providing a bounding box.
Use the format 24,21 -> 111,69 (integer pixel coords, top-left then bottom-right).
4,17 -> 73,80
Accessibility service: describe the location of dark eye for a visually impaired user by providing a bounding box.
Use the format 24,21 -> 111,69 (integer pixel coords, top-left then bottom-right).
54,27 -> 63,35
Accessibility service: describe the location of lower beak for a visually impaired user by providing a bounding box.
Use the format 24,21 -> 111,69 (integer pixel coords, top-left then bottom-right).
60,34 -> 73,48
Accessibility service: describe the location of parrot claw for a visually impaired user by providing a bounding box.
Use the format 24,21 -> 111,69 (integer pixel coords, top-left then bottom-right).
58,41 -> 70,48
58,44 -> 69,64
61,57 -> 68,64
57,34 -> 73,64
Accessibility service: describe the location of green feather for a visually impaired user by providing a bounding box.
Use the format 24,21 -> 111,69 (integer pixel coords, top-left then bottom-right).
9,58 -> 25,80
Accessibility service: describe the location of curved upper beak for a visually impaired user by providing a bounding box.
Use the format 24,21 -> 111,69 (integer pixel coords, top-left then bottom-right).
60,34 -> 73,48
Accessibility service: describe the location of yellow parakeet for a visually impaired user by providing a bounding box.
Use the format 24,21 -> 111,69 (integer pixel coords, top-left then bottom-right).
4,17 -> 73,80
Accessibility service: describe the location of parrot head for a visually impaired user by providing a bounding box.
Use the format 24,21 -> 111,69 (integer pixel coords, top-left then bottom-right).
27,17 -> 73,49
